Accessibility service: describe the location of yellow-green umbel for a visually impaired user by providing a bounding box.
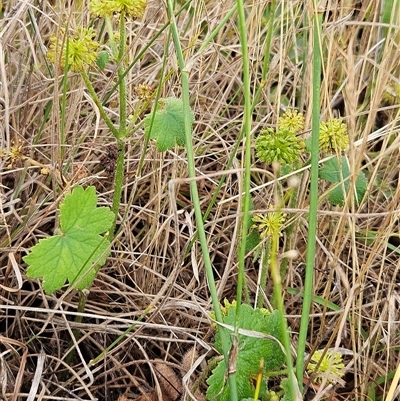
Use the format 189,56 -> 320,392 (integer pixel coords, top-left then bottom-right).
90,0 -> 147,19
255,127 -> 304,165
307,350 -> 345,384
47,28 -> 100,72
252,209 -> 286,239
319,119 -> 349,153
278,109 -> 305,134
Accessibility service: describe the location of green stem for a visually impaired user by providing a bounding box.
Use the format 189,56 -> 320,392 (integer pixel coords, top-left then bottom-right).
63,291 -> 87,372
80,70 -> 119,138
270,232 -> 280,307
253,0 -> 276,108
232,1 -> 253,399
108,14 -> 128,237
117,12 -> 127,139
234,0 -> 251,316
62,12 -> 129,376
103,12 -> 128,237
269,226 -> 297,401
280,186 -> 299,279
60,63 -> 68,160
257,243 -> 271,309
166,0 -> 235,398
109,139 -> 125,237
296,3 -> 323,390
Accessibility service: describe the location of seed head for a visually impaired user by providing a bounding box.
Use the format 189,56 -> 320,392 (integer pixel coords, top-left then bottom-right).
255,128 -> 304,165
134,83 -> 153,100
319,118 -> 349,153
0,140 -> 26,168
278,109 -> 305,134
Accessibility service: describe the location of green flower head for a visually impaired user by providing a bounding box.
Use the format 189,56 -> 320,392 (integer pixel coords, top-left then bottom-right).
307,350 -> 345,384
255,128 -> 304,165
252,209 -> 286,239
220,299 -> 236,315
210,299 -> 236,328
47,28 -> 100,72
278,109 -> 305,134
134,83 -> 154,100
90,0 -> 147,19
319,118 -> 349,153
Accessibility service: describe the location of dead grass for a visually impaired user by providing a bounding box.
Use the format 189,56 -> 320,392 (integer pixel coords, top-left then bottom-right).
1,0 -> 400,400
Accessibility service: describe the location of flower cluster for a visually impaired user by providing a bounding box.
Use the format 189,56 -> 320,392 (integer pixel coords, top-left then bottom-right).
307,349 -> 345,384
319,118 -> 349,153
47,28 -> 100,72
255,127 -> 304,165
278,109 -> 305,133
255,110 -> 305,166
220,299 -> 236,315
252,208 -> 286,239
134,83 -> 154,100
209,299 -> 236,328
90,0 -> 147,19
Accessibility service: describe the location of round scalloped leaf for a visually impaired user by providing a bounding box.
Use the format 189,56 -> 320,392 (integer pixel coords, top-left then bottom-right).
24,186 -> 114,294
144,97 -> 194,152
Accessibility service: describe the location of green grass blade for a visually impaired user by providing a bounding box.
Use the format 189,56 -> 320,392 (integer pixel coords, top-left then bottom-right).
165,0 -> 235,399
296,3 -> 323,390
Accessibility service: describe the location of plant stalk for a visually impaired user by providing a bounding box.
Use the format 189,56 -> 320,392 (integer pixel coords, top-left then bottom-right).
296,2 -> 324,390
166,0 -> 237,399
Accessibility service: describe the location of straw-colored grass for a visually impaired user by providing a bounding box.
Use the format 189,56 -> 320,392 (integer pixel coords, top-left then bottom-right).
1,0 -> 400,400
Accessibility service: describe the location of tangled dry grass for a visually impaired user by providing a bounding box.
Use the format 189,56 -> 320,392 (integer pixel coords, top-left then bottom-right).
1,0 -> 400,400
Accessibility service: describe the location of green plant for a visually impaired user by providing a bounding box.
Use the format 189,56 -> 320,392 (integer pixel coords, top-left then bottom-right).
255,128 -> 304,166
3,0 -> 399,398
319,156 -> 367,206
250,98 -> 369,396
23,186 -> 113,294
207,303 -> 287,401
251,205 -> 290,309
22,1 -> 149,367
144,97 -> 194,152
24,0 -> 152,294
306,349 -> 345,384
46,0 -> 148,239
251,105 -> 363,392
295,5 -> 322,386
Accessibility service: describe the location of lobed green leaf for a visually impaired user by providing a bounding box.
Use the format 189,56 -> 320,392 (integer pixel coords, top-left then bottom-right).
24,186 -> 114,294
319,156 -> 367,206
206,305 -> 286,401
144,97 -> 194,152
